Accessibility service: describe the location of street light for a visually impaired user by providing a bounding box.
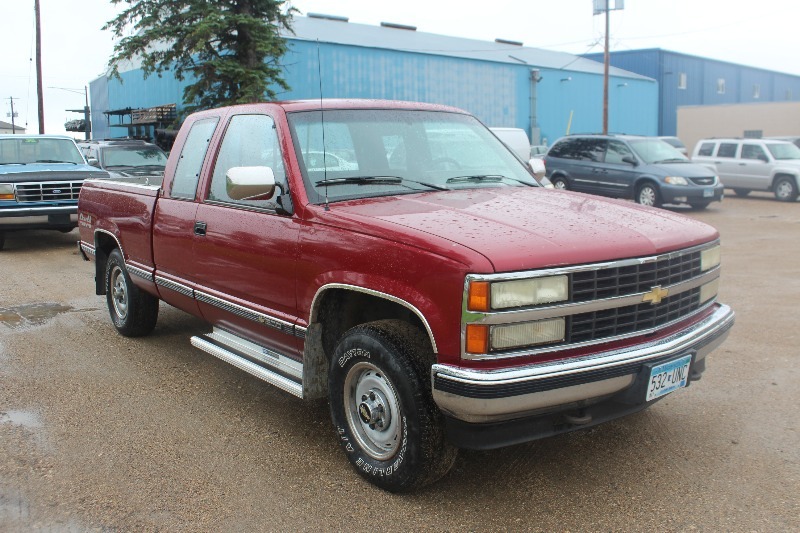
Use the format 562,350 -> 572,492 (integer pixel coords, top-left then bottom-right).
49,86 -> 91,140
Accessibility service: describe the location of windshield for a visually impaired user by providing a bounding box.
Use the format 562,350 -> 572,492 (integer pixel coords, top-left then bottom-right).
102,146 -> 168,168
0,137 -> 85,165
628,138 -> 688,163
287,109 -> 538,203
766,143 -> 800,160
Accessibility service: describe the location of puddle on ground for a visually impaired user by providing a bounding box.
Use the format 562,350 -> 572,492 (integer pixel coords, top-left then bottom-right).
0,303 -> 93,329
0,410 -> 43,429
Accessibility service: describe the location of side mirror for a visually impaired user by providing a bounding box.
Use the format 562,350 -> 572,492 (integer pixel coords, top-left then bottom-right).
226,166 -> 276,201
87,157 -> 100,167
622,156 -> 638,166
528,158 -> 546,179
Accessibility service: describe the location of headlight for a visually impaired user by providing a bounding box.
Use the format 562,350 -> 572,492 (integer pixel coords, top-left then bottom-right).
0,183 -> 14,200
699,278 -> 720,304
490,275 -> 569,309
490,318 -> 566,350
700,245 -> 721,271
665,176 -> 688,185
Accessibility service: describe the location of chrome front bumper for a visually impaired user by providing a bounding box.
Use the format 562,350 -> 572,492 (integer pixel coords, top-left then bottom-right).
432,303 -> 734,424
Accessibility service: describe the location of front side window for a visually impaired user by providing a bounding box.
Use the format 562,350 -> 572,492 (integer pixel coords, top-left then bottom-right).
287,109 -> 537,204
741,144 -> 767,161
605,140 -> 635,164
716,143 -> 738,158
171,117 -> 219,199
208,114 -> 286,210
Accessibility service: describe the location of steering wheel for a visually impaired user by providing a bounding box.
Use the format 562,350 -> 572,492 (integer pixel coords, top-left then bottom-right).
431,157 -> 461,171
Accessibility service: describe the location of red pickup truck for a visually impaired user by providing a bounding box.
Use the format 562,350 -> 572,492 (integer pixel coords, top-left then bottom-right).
78,99 -> 734,492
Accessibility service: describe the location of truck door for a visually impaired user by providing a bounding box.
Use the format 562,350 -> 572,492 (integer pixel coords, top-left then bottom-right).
192,113 -> 302,359
153,116 -> 220,316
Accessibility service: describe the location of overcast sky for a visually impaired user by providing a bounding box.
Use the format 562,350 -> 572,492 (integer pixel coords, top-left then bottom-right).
1,0 -> 796,137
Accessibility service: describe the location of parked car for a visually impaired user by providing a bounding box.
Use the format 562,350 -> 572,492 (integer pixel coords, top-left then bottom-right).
544,134 -> 723,209
77,139 -> 167,184
692,138 -> 800,201
0,134 -> 107,250
658,136 -> 688,155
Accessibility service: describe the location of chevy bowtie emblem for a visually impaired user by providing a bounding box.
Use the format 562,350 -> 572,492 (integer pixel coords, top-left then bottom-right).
642,286 -> 669,305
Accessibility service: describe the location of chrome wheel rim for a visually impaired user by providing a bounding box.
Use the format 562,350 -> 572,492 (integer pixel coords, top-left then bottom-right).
110,265 -> 129,320
344,362 -> 401,460
638,186 -> 656,206
553,179 -> 567,190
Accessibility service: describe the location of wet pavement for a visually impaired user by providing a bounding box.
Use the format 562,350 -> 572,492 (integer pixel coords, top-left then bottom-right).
1,193 -> 798,531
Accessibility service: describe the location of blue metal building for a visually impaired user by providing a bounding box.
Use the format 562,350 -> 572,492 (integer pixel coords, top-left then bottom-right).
90,15 -> 658,145
584,48 -> 800,137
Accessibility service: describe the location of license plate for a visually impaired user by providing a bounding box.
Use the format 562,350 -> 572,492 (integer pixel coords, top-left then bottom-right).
703,188 -> 714,197
646,354 -> 692,402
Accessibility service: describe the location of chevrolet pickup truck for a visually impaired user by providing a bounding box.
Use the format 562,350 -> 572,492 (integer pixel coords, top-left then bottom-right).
0,134 -> 107,250
77,100 -> 735,492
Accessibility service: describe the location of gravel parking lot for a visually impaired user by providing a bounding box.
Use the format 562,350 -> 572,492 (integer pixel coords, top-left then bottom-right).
1,192 -> 798,532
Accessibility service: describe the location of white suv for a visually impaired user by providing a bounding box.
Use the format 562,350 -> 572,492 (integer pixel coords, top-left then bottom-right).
692,138 -> 800,201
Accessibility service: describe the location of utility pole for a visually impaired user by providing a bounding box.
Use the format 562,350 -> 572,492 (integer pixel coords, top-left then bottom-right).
8,97 -> 18,134
594,0 -> 624,135
35,0 -> 45,134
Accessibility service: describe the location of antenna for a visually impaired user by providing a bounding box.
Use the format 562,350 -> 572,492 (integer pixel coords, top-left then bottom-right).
317,40 -> 329,211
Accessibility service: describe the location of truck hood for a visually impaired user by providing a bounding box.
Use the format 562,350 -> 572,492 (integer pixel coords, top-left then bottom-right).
331,188 -> 718,272
0,163 -> 107,181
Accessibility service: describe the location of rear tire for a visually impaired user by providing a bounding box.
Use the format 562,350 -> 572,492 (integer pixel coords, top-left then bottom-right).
733,188 -> 750,197
551,176 -> 569,190
105,248 -> 159,337
773,176 -> 798,202
635,182 -> 662,207
328,320 -> 457,492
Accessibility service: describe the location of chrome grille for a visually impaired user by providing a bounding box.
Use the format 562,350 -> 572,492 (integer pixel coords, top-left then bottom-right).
569,288 -> 702,343
690,177 -> 716,186
571,251 -> 701,302
14,181 -> 83,202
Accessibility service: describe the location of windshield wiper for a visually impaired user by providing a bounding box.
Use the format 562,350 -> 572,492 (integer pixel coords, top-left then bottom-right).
0,162 -> 26,165
316,176 -> 448,191
446,174 -> 536,187
35,159 -> 77,164
654,158 -> 688,163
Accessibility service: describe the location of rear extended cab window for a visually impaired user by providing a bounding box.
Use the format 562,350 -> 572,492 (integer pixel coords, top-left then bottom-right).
171,118 -> 219,199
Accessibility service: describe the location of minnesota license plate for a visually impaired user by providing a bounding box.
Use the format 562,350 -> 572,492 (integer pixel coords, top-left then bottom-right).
703,188 -> 714,197
646,354 -> 692,402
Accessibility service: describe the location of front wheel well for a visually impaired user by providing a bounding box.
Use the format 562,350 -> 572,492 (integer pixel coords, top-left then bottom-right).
314,288 -> 431,361
771,173 -> 799,190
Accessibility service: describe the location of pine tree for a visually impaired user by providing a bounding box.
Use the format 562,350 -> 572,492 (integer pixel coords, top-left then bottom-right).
104,0 -> 296,112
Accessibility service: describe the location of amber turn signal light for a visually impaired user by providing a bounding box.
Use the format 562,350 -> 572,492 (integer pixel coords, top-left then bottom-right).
467,281 -> 490,312
465,324 -> 489,354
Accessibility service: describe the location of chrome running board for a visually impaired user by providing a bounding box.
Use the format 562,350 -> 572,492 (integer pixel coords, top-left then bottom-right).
190,328 -> 304,398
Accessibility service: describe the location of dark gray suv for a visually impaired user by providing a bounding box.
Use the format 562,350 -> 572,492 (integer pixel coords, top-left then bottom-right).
544,134 -> 724,209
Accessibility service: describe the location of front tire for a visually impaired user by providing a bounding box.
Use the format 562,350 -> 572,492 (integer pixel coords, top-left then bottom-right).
636,182 -> 662,207
774,176 -> 798,202
551,176 -> 569,190
329,320 -> 456,492
105,248 -> 159,337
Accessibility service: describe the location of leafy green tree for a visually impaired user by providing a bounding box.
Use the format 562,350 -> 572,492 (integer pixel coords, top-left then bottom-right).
104,0 -> 296,112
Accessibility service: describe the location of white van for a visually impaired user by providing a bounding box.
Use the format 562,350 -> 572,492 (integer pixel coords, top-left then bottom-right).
489,127 -> 549,184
